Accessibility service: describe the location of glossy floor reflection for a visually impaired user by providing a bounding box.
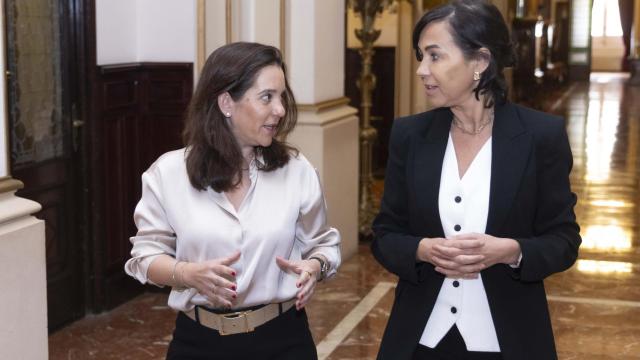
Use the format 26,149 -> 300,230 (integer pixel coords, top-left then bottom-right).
49,74 -> 640,359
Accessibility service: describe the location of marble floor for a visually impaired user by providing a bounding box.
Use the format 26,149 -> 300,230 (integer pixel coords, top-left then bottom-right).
49,73 -> 640,359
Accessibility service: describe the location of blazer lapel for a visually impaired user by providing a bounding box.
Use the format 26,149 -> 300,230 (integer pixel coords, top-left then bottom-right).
486,103 -> 532,234
412,109 -> 451,238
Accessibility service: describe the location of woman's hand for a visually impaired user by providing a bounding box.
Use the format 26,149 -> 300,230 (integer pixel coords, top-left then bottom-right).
418,234 -> 521,278
181,251 -> 241,308
448,233 -> 521,268
275,257 -> 320,310
418,237 -> 485,278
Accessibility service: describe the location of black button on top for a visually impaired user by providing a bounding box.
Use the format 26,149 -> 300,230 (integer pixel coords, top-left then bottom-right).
453,280 -> 460,288
455,196 -> 462,203
451,307 -> 457,314
454,224 -> 461,231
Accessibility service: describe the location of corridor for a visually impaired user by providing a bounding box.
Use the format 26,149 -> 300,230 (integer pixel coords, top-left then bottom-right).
49,74 -> 640,359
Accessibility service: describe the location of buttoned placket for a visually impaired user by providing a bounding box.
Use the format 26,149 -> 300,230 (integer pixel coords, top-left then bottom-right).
445,179 -> 465,319
421,134 -> 500,351
207,160 -> 260,245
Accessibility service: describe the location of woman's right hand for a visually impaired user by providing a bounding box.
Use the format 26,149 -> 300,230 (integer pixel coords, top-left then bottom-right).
417,237 -> 485,279
181,251 -> 241,308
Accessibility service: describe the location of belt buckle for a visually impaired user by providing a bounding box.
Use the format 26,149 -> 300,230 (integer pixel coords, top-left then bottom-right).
219,310 -> 254,336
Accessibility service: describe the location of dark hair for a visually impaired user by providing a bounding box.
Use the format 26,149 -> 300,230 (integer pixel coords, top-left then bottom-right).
412,0 -> 516,107
183,42 -> 298,192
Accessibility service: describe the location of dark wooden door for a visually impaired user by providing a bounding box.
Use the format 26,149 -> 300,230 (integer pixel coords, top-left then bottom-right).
89,63 -> 193,310
5,0 -> 85,331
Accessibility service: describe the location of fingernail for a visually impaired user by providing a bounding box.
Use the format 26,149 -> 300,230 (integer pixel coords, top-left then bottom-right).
232,294 -> 236,299
231,271 -> 236,276
231,285 -> 236,291
296,283 -> 301,288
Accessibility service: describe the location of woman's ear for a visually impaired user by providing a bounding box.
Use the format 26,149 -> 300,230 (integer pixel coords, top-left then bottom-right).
217,92 -> 234,117
475,47 -> 491,74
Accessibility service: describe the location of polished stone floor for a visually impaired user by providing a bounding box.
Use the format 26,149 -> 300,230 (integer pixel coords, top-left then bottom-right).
49,74 -> 640,359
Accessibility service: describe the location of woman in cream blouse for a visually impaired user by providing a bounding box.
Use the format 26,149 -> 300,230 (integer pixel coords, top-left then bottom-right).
125,42 -> 340,360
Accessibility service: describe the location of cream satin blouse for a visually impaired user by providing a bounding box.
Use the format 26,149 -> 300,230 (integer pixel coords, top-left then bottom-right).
124,148 -> 341,311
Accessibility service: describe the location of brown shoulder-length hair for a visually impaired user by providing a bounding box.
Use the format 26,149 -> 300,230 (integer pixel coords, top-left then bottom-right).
183,42 -> 298,192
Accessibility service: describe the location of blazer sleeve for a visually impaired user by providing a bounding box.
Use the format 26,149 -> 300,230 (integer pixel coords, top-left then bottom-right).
371,118 -> 425,285
514,118 -> 581,282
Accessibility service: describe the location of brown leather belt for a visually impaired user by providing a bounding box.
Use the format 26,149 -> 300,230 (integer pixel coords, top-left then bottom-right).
184,299 -> 296,335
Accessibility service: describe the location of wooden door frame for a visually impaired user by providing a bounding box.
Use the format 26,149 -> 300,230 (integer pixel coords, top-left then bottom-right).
76,0 -> 106,312
60,0 -> 94,317
63,0 -> 99,313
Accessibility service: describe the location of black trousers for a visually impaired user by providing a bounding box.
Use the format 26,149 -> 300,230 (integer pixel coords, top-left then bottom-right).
166,306 -> 317,360
412,325 -> 503,360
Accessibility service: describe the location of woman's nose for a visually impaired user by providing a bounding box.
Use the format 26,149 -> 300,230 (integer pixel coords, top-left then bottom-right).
274,101 -> 285,117
416,61 -> 430,77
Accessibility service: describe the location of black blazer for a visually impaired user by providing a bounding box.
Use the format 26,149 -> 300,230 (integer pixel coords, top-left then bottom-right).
371,102 -> 581,360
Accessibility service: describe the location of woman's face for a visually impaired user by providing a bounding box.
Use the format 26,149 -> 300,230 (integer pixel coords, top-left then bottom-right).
226,64 -> 286,150
416,21 -> 485,108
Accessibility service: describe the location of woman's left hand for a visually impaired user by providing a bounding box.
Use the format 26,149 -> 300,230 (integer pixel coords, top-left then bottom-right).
433,233 -> 521,277
275,257 -> 321,310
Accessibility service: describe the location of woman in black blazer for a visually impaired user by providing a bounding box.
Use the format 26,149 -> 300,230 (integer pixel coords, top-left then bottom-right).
371,1 -> 581,359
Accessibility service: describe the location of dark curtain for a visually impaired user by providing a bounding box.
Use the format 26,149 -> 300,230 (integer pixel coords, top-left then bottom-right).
619,0 -> 634,72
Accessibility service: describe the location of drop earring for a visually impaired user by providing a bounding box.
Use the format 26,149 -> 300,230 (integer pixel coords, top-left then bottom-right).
473,71 -> 480,81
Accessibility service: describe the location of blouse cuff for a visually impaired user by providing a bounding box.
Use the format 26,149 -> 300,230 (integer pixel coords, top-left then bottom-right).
509,253 -> 523,269
125,253 -> 164,287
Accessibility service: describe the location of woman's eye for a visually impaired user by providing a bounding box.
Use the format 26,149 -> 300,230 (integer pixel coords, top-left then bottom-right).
430,53 -> 439,61
261,94 -> 272,102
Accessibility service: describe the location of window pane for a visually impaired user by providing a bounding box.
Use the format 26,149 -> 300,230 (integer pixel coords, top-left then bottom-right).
605,0 -> 623,37
7,0 -> 64,166
591,0 -> 604,37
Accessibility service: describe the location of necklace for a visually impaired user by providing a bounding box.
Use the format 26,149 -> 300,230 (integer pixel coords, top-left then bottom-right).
241,153 -> 255,172
452,110 -> 494,135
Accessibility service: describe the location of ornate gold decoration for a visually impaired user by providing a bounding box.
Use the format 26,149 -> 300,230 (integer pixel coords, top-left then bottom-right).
280,0 -> 286,58
348,0 -> 395,237
226,0 -> 232,43
196,0 -> 206,73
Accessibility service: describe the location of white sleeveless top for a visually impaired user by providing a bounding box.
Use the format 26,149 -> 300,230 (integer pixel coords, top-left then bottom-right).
419,134 -> 501,352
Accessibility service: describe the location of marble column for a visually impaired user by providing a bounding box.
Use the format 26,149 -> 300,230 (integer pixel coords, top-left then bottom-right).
0,183 -> 46,359
201,0 -> 282,59
286,0 -> 359,259
395,0 -> 417,117
0,1 -> 48,357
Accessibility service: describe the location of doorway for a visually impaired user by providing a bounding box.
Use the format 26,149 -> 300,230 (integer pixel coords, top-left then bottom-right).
5,0 -> 86,331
